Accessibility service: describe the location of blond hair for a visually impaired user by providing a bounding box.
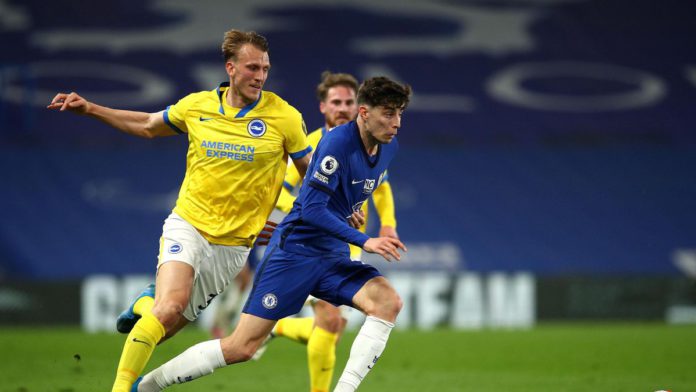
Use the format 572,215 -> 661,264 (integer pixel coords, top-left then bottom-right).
221,30 -> 269,62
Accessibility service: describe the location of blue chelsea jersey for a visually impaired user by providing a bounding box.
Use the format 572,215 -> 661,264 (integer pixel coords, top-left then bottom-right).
274,121 -> 398,257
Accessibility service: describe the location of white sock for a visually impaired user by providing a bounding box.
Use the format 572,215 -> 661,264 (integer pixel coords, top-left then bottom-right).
334,316 -> 394,392
137,339 -> 226,392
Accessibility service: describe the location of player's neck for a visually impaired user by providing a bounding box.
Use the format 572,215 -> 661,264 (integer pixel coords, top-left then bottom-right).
226,88 -> 253,108
357,122 -> 379,156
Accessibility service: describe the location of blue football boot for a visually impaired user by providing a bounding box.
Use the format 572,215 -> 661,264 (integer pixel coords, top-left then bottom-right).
116,284 -> 155,333
131,376 -> 143,392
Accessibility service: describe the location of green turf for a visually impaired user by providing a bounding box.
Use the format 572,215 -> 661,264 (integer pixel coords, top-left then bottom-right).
0,323 -> 693,391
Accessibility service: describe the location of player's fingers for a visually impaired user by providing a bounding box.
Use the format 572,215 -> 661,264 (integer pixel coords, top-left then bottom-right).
389,237 -> 407,252
348,214 -> 360,229
49,93 -> 66,105
379,249 -> 394,262
354,211 -> 365,226
60,93 -> 76,111
47,94 -> 67,109
386,245 -> 401,261
265,220 -> 278,227
61,92 -> 83,111
377,241 -> 398,262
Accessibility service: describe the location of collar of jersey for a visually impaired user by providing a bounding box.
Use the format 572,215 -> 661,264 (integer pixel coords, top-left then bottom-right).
216,82 -> 262,118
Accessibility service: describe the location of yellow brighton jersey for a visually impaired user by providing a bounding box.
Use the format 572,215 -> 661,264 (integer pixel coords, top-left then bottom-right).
163,83 -> 311,247
275,126 -> 397,259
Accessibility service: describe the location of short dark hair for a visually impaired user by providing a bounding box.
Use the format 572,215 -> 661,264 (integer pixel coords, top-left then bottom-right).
357,77 -> 412,110
316,71 -> 359,102
221,30 -> 269,62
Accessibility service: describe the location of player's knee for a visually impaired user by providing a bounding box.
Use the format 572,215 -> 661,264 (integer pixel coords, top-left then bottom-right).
386,290 -> 403,318
374,290 -> 402,321
151,300 -> 186,330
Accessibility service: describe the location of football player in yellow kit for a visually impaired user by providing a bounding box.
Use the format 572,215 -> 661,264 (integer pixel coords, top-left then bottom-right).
48,30 -> 312,392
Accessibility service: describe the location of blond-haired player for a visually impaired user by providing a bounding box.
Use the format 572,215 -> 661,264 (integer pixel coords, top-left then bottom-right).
47,30 -> 312,392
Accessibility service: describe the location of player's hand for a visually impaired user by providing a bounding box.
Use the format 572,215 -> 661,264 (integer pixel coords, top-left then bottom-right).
363,237 -> 407,262
255,220 -> 278,246
47,92 -> 91,114
379,225 -> 399,239
348,210 -> 365,229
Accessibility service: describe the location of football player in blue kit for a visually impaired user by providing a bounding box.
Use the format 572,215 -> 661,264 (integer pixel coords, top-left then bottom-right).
132,76 -> 411,392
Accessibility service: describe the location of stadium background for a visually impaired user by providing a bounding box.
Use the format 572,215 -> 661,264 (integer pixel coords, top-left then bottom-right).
1,0 -> 695,390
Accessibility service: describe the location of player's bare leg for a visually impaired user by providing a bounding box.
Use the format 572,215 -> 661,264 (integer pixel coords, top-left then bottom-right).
136,313 -> 276,391
111,261 -> 193,392
333,276 -> 402,392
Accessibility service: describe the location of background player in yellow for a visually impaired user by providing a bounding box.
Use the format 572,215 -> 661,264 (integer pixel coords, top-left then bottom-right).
47,30 -> 312,392
211,71 -> 400,392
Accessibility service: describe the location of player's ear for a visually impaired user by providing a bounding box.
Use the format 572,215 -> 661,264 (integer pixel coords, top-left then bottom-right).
319,101 -> 327,115
225,61 -> 235,76
358,105 -> 368,121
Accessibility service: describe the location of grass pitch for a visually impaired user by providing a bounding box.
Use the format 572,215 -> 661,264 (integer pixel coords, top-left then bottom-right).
0,323 -> 693,391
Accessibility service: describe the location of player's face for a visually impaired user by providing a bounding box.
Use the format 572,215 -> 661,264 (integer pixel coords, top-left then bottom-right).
320,85 -> 357,128
363,105 -> 403,144
226,44 -> 270,106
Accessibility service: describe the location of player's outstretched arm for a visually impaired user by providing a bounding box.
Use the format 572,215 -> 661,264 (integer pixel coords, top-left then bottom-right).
47,91 -> 176,139
363,237 -> 407,262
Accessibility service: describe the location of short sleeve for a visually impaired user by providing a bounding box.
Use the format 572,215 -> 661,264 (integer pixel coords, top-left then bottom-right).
307,136 -> 345,195
162,92 -> 204,134
284,112 -> 312,160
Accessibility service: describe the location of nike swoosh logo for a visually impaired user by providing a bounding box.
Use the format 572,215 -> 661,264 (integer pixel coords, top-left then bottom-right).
352,179 -> 364,184
321,367 -> 332,372
199,116 -> 214,121
132,337 -> 151,347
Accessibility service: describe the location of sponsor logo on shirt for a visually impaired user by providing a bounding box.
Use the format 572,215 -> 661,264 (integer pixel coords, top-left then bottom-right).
313,171 -> 329,184
200,140 -> 255,162
363,179 -> 376,194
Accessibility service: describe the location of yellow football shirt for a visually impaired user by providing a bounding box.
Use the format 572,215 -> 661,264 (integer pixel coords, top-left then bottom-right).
275,126 -> 397,259
163,83 -> 311,246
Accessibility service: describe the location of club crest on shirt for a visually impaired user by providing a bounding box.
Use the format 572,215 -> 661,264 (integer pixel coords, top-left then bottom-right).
247,119 -> 266,137
320,156 -> 338,175
262,293 -> 278,309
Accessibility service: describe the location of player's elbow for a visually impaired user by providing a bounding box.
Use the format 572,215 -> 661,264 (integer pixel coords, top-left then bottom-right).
139,113 -> 168,139
140,122 -> 160,139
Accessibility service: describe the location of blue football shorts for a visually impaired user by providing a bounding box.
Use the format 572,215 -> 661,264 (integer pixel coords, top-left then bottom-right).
243,244 -> 381,320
